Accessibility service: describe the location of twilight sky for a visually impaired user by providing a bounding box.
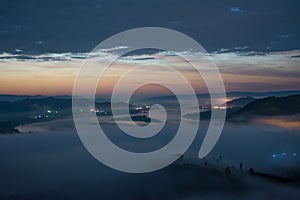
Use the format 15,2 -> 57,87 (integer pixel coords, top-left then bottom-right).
0,0 -> 299,96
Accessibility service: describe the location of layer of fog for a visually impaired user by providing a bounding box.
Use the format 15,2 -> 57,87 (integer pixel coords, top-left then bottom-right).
0,119 -> 300,199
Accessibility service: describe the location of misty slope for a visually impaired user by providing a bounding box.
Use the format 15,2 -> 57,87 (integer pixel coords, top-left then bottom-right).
229,94 -> 300,119
225,97 -> 256,108
0,162 -> 298,200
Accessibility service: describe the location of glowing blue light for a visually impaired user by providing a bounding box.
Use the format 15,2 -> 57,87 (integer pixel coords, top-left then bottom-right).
281,153 -> 286,156
293,153 -> 297,156
272,154 -> 276,158
230,7 -> 242,13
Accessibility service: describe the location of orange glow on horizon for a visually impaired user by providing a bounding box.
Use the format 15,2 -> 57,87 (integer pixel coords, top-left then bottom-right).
1,50 -> 300,96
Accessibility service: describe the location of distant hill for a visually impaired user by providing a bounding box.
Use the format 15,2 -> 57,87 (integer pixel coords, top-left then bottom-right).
0,97 -> 145,133
2,90 -> 300,103
0,97 -> 73,133
224,97 -> 256,108
228,94 -> 300,120
0,97 -> 72,113
0,94 -> 107,102
225,90 -> 300,98
0,94 -> 44,102
138,90 -> 300,104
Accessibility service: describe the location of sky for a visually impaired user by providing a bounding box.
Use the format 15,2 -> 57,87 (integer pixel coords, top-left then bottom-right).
0,0 -> 300,96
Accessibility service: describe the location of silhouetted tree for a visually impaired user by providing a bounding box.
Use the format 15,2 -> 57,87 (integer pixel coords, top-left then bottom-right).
225,166 -> 231,175
249,168 -> 254,174
219,156 -> 223,163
